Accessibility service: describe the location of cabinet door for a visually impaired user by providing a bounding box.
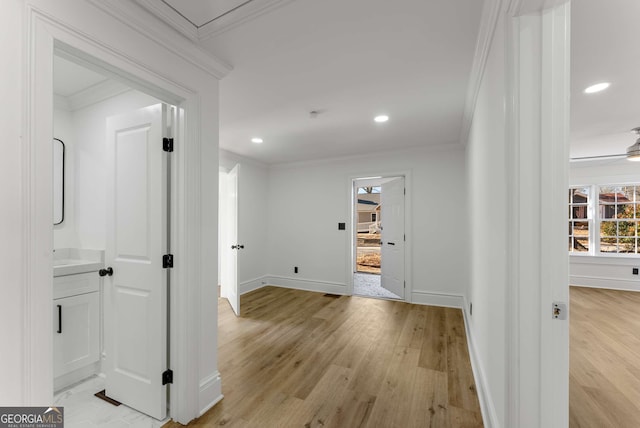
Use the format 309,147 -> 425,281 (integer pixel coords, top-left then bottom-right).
53,293 -> 100,378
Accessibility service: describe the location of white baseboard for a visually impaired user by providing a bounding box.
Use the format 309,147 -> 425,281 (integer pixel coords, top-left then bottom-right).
570,275 -> 640,292
239,277 -> 268,295
462,297 -> 498,428
411,290 -> 463,308
265,275 -> 348,295
199,372 -> 223,417
54,361 -> 100,392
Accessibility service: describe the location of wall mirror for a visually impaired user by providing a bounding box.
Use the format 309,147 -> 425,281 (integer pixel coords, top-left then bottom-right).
53,138 -> 65,225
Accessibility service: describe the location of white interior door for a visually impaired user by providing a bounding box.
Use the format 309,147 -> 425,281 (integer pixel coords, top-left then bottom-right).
220,164 -> 240,315
104,103 -> 168,420
380,177 -> 405,298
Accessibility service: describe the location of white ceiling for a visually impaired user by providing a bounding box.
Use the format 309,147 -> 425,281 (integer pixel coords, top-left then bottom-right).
202,0 -> 484,164
54,0 -> 635,164
570,0 -> 640,159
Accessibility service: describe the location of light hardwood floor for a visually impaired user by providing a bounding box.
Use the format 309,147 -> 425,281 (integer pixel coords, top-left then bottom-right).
166,287 -> 482,427
570,286 -> 640,427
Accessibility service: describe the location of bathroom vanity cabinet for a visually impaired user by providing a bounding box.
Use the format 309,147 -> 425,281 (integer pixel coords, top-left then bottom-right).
52,248 -> 104,390
53,272 -> 100,378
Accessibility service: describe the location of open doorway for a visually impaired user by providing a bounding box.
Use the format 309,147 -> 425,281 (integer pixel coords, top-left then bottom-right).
352,176 -> 405,300
52,52 -> 174,425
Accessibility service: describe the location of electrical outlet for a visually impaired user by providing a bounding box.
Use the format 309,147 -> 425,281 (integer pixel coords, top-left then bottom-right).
633,268 -> 638,275
294,266 -> 298,274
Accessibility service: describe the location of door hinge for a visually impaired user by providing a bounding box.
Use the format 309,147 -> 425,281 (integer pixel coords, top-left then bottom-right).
404,187 -> 406,195
162,369 -> 173,385
163,254 -> 174,268
163,137 -> 174,152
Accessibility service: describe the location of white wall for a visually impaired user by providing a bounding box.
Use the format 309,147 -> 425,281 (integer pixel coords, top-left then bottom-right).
570,160 -> 640,291
63,90 -> 159,250
53,90 -> 159,250
265,148 -> 467,304
465,9 -> 507,426
0,0 -> 26,405
219,150 -> 269,293
53,107 -> 79,248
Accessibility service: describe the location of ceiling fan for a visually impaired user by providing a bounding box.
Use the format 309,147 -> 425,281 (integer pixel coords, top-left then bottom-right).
570,127 -> 640,162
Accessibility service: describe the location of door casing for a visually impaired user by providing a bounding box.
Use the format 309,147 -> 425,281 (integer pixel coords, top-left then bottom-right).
22,3 -> 224,423
348,171 -> 412,302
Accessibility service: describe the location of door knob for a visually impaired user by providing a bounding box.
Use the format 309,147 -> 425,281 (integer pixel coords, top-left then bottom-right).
231,245 -> 245,250
99,267 -> 114,277
387,242 -> 395,246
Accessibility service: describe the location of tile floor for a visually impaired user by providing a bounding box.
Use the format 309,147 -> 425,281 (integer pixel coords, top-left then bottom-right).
54,376 -> 167,428
353,272 -> 401,299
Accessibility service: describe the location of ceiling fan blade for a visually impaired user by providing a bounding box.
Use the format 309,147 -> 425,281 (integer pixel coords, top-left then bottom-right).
569,153 -> 626,162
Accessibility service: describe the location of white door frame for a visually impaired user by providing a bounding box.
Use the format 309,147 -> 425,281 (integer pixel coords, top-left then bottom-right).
504,1 -> 570,426
22,3 -> 226,423
347,171 -> 412,302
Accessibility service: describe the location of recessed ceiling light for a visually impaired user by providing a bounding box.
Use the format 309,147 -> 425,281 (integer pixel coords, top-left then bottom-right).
374,115 -> 389,123
584,82 -> 610,94
251,137 -> 263,144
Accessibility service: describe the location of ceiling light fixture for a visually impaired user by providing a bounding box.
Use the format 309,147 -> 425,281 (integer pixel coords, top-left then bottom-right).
374,115 -> 389,123
627,128 -> 640,161
584,82 -> 610,94
251,137 -> 263,144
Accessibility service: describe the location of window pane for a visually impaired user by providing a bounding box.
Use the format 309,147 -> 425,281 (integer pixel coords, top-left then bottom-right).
619,221 -> 637,237
572,206 -> 588,219
600,221 -> 617,237
621,186 -> 635,203
574,237 -> 589,252
601,205 -> 617,219
600,238 -> 617,253
574,221 -> 589,234
617,204 -> 634,218
599,186 -> 617,204
571,188 -> 588,204
620,237 -> 636,253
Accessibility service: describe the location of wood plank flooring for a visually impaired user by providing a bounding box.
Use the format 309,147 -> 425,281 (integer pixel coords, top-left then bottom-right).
166,287 -> 482,427
570,286 -> 640,427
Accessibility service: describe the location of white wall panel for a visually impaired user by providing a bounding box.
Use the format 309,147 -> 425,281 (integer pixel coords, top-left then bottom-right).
266,148 -> 467,298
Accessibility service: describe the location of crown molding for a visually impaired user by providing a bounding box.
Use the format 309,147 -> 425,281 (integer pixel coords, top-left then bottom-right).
458,0 -> 504,147
135,0 -> 198,42
86,0 -> 232,79
197,0 -> 298,40
512,0 -> 569,15
220,148 -> 269,169
133,0 -> 298,41
54,79 -> 134,112
69,79 -> 131,111
268,142 -> 464,170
